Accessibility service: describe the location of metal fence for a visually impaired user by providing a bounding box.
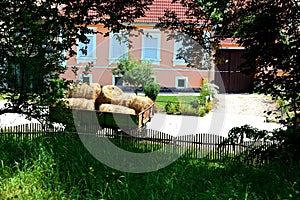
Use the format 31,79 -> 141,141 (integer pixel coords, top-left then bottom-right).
0,123 -> 272,161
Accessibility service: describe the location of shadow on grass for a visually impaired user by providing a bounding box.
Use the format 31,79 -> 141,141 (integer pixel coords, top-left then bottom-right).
1,133 -> 300,199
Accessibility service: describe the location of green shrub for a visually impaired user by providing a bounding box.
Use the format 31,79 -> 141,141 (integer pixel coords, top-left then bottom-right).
190,99 -> 200,109
165,101 -> 181,114
143,80 -> 160,101
199,83 -> 219,105
221,125 -> 300,165
180,104 -> 199,116
49,101 -> 75,132
205,101 -> 213,113
198,107 -> 207,117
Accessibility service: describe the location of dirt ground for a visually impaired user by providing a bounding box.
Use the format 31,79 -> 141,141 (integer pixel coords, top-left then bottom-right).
213,93 -> 279,117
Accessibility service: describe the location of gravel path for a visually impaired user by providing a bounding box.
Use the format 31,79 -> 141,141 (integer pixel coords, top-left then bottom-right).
213,93 -> 278,117
147,94 -> 282,137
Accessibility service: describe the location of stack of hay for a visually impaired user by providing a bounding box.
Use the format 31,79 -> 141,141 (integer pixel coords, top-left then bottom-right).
97,85 -> 153,115
66,84 -> 153,115
66,83 -> 101,110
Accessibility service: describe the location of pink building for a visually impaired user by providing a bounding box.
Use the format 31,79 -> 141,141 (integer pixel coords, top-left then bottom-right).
62,0 -> 215,91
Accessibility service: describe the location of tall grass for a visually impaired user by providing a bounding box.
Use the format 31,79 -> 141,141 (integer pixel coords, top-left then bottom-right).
1,133 -> 300,199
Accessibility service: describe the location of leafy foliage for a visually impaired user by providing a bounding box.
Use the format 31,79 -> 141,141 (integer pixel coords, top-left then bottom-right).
217,1 -> 300,128
221,125 -> 300,165
143,80 -> 160,101
157,0 -> 300,129
0,0 -> 154,119
165,101 -> 181,115
112,55 -> 154,94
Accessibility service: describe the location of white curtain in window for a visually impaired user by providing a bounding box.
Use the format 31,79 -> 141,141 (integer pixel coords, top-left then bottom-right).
143,37 -> 158,60
110,33 -> 128,60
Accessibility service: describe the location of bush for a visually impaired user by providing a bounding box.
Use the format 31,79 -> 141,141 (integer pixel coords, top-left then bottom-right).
190,99 -> 200,109
221,125 -> 300,165
165,101 -> 181,114
165,101 -> 209,117
49,101 -> 75,132
143,80 -> 160,101
198,107 -> 206,117
205,101 -> 213,113
180,104 -> 199,116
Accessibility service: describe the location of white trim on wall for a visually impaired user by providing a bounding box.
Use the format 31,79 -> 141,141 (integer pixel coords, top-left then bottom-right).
141,33 -> 161,65
112,75 -> 125,86
175,76 -> 188,89
79,74 -> 92,84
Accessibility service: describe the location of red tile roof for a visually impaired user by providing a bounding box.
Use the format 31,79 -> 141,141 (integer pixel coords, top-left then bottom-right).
220,38 -> 244,49
136,0 -> 190,23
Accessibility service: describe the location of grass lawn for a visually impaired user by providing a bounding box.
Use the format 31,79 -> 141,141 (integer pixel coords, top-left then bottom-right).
155,95 -> 199,108
0,94 -> 5,101
1,133 -> 300,199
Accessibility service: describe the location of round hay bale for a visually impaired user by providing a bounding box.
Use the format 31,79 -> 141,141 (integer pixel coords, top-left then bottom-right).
99,104 -> 136,115
120,93 -> 136,107
97,85 -> 124,104
66,98 -> 95,110
68,83 -> 101,101
129,96 -> 153,113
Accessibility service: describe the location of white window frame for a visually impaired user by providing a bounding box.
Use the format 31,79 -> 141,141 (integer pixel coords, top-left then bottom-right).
175,76 -> 188,89
141,33 -> 161,65
150,75 -> 157,83
173,39 -> 188,66
58,36 -> 67,67
202,31 -> 212,70
76,28 -> 97,64
112,75 -> 125,86
79,74 -> 92,84
109,32 -> 129,64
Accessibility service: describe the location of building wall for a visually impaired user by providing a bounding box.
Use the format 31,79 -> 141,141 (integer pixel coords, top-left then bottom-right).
61,24 -> 212,89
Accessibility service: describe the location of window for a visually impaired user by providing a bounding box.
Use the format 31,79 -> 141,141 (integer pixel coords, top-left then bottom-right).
176,76 -> 188,89
109,32 -> 128,64
77,31 -> 97,64
150,75 -> 157,83
80,74 -> 92,84
202,31 -> 211,70
142,33 -> 160,64
173,39 -> 188,66
58,36 -> 67,67
112,75 -> 125,86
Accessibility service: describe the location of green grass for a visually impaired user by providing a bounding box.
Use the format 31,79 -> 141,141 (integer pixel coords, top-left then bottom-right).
155,95 -> 213,116
155,95 -> 199,108
1,133 -> 300,199
0,94 -> 5,101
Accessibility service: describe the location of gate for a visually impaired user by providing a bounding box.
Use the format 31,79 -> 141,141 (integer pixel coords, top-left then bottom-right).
215,49 -> 254,93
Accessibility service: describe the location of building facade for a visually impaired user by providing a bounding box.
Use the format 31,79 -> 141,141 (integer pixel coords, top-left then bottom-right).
61,0 -> 214,91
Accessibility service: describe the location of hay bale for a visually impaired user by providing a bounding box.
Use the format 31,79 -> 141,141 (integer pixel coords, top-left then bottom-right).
66,98 -> 95,110
119,93 -> 136,107
99,104 -> 136,115
97,85 -> 124,104
68,83 -> 101,100
129,96 -> 153,113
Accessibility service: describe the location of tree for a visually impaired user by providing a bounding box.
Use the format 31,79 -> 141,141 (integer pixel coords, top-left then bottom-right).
0,0 -> 154,120
157,0 -> 300,129
112,55 -> 153,94
216,0 -> 300,128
